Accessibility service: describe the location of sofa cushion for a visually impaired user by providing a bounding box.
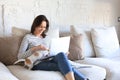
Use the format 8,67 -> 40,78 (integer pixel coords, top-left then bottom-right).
7,65 -> 65,80
12,27 -> 30,36
76,57 -> 120,80
78,66 -> 106,80
91,27 -> 120,57
70,25 -> 95,57
0,62 -> 19,80
7,63 -> 106,80
69,61 -> 106,80
0,36 -> 23,65
68,34 -> 84,60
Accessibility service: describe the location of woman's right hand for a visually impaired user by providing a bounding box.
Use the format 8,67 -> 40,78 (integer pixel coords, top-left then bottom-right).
31,45 -> 48,52
37,45 -> 48,50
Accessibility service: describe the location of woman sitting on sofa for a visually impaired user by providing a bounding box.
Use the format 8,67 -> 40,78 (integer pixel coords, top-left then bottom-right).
17,15 -> 88,80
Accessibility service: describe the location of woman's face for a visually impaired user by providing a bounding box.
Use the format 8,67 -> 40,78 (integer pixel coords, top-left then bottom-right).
34,21 -> 47,36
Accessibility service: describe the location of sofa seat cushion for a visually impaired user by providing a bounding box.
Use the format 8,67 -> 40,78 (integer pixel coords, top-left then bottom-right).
76,58 -> 120,80
70,61 -> 106,80
7,65 -> 65,80
7,63 -> 106,80
0,62 -> 19,80
110,56 -> 120,62
78,66 -> 106,80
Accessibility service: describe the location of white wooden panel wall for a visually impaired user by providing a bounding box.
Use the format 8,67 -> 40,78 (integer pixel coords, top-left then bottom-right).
0,5 -> 3,37
0,0 -> 119,40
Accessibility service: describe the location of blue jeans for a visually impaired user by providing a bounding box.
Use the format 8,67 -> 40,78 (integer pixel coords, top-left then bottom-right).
32,52 -> 86,80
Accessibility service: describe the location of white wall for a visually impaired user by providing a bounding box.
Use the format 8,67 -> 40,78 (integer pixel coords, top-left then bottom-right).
115,0 -> 120,41
0,5 -> 3,37
0,0 -> 120,40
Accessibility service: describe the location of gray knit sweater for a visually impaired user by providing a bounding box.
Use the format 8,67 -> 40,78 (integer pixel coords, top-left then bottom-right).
18,33 -> 48,59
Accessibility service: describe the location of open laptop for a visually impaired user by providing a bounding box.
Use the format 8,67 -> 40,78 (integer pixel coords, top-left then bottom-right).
49,36 -> 70,56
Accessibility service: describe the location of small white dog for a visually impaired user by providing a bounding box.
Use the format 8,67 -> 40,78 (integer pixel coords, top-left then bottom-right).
14,50 -> 49,70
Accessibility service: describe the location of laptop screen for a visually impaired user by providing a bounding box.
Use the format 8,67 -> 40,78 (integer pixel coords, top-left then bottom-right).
49,36 -> 70,56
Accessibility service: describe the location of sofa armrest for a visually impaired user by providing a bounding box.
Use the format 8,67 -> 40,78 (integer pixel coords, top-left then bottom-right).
0,62 -> 19,80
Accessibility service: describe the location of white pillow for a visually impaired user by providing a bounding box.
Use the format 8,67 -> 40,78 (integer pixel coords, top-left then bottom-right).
70,25 -> 95,57
91,27 -> 120,57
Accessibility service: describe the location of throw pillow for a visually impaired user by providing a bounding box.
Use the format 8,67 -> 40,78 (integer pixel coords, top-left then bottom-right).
0,36 -> 23,65
68,34 -> 84,60
70,25 -> 95,57
91,27 -> 120,57
12,27 -> 30,36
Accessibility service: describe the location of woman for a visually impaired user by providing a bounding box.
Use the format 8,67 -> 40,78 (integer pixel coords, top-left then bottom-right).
18,15 -> 88,80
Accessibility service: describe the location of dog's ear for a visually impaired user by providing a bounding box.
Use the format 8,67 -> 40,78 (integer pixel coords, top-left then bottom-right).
25,58 -> 32,64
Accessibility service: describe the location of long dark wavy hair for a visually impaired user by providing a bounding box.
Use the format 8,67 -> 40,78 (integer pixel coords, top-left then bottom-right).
31,15 -> 49,38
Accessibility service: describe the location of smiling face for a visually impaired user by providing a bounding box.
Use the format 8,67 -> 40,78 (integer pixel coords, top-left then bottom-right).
34,21 -> 47,37
31,15 -> 49,38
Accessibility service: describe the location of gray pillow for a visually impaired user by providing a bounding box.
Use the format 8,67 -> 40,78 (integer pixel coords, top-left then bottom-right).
68,34 -> 84,60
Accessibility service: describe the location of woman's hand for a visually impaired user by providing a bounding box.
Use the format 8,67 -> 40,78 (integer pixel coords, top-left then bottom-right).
30,45 -> 49,52
37,45 -> 48,50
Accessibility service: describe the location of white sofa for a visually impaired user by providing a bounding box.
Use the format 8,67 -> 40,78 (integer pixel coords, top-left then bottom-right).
69,25 -> 120,80
0,25 -> 120,80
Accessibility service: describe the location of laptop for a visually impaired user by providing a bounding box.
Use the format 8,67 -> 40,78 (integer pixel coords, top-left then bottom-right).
49,36 -> 70,56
